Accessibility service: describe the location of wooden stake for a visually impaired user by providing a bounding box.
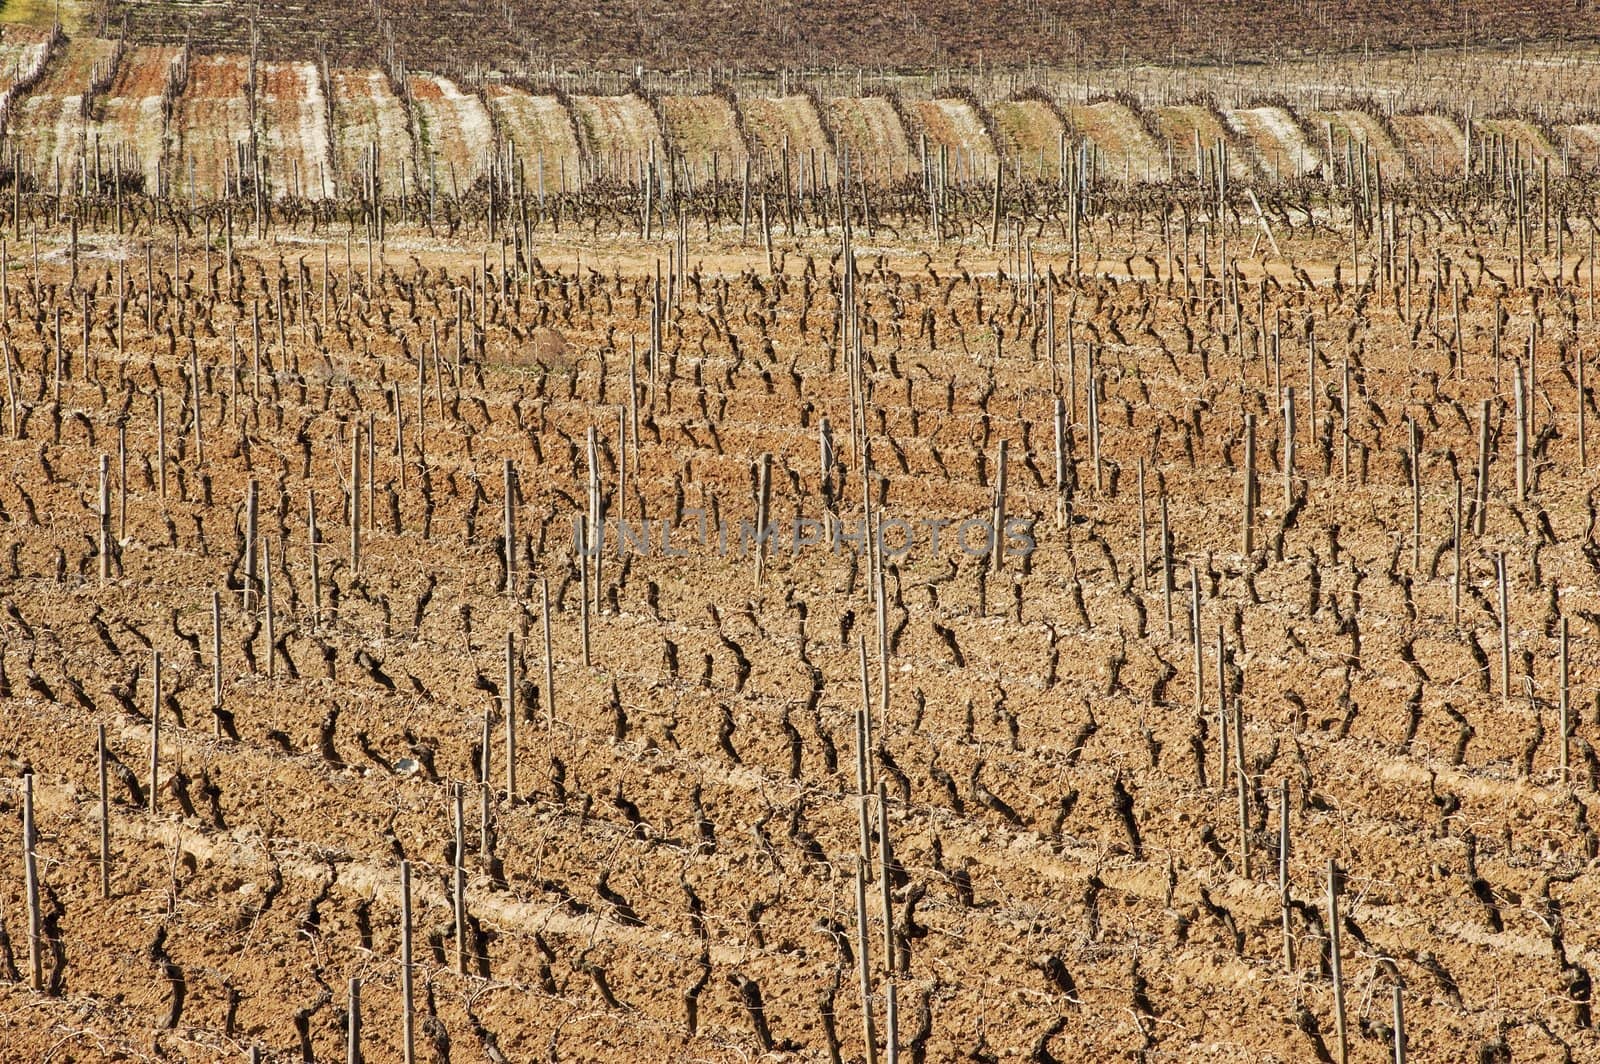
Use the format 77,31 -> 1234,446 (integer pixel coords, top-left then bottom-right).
1579,348 -> 1587,470
1088,354 -> 1102,492
366,413 -> 376,534
1053,396 -> 1067,529
1242,413 -> 1256,553
1235,686 -> 1250,878
505,630 -> 517,799
97,724 -> 110,899
1452,479 -> 1462,627
541,577 -> 555,728
578,515 -> 592,667
347,977 -> 361,1064
400,860 -> 415,1064
98,454 -> 111,583
244,478 -> 259,611
503,458 -> 516,597
1559,617 -> 1570,786
1190,567 -> 1203,722
1216,626 -> 1228,790
1409,419 -> 1421,572
149,649 -> 160,814
1279,781 -> 1292,972
155,389 -> 167,500
1474,400 -> 1491,536
1282,385 -> 1296,506
1392,984 -> 1406,1064
1514,362 -> 1528,502
990,441 -> 1007,575
23,772 -> 41,991
263,538 -> 276,680
854,860 -> 879,1064
453,785 -> 467,975
1328,860 -> 1348,1064
350,421 -> 362,572
876,780 -> 896,970
207,590 -> 222,737
118,423 -> 127,541
1498,552 -> 1511,700
1160,495 -> 1173,640
755,448 -> 774,582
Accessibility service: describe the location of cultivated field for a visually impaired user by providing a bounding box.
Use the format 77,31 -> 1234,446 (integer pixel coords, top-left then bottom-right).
86,44 -> 179,194
484,83 -> 585,196
92,0 -> 1600,71
1,16 -> 1600,1064
257,61 -> 334,202
6,36 -> 117,192
169,53 -> 250,200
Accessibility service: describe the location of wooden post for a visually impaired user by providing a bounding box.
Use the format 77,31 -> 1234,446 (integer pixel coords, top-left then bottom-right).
2,339 -> 16,438
1053,397 -> 1067,529
1474,400 -> 1491,536
366,414 -> 375,534
1279,781 -> 1292,972
990,441 -> 1007,574
98,454 -> 111,583
400,860 -> 415,1064
244,478 -> 259,611
1160,496 -> 1174,640
1235,687 -> 1250,878
1498,552 -> 1511,700
347,977 -> 361,1064
586,427 -> 601,619
23,772 -> 41,991
1559,617 -> 1570,786
1579,349 -> 1587,470
578,515 -> 592,667
854,860 -> 879,1064
1328,860 -> 1348,1064
541,577 -> 555,728
1392,984 -> 1406,1064
1242,413 -> 1256,553
453,785 -> 467,975
876,781 -> 895,968
97,724 -> 110,899
1190,567 -> 1203,722
416,336 -> 427,468
1409,419 -> 1421,572
118,423 -> 127,540
1452,479 -> 1463,627
503,458 -> 516,596
350,421 -> 362,572
1216,626 -> 1228,790
1514,362 -> 1528,502
211,590 -> 223,735
505,630 -> 517,799
1088,354 -> 1102,492
756,452 -> 773,584
149,649 -> 160,814
1282,385 -> 1296,506
395,384 -> 406,494
263,538 -> 276,680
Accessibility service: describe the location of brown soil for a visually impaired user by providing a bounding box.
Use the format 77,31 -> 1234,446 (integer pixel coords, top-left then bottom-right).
0,162 -> 1597,1064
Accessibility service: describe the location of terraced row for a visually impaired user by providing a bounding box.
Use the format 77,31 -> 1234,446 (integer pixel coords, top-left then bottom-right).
3,33 -> 1599,200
